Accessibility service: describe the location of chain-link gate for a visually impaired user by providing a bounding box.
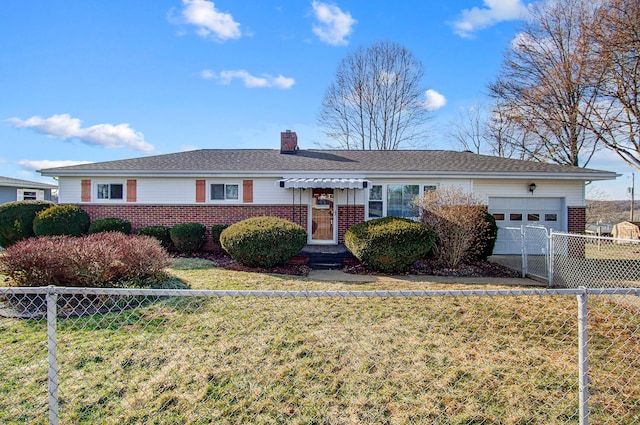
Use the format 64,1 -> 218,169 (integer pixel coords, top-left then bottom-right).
522,225 -> 550,281
1,286 -> 639,424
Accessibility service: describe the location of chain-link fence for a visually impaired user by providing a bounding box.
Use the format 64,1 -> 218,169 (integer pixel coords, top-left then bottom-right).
551,232 -> 640,288
523,225 -> 550,281
1,286 -> 639,424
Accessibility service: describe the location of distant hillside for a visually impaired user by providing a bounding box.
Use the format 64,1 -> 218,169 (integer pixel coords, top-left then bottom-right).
586,199 -> 635,224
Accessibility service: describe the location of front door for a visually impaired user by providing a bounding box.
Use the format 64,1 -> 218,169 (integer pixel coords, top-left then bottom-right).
311,189 -> 335,243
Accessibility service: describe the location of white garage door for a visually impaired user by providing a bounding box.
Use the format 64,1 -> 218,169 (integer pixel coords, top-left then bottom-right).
489,197 -> 564,255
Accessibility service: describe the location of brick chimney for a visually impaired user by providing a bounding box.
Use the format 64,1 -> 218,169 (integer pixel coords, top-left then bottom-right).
280,130 -> 298,154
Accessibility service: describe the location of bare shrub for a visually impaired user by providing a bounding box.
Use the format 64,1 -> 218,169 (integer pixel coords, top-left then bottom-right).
415,187 -> 490,268
0,233 -> 170,287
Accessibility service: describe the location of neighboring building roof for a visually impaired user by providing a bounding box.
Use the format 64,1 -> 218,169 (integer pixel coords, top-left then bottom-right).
38,149 -> 619,181
0,176 -> 57,189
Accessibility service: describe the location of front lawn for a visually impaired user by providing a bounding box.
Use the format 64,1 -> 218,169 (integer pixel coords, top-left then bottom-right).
0,258 -> 638,424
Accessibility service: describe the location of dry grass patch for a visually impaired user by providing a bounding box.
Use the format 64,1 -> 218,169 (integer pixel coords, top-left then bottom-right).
0,258 -> 638,424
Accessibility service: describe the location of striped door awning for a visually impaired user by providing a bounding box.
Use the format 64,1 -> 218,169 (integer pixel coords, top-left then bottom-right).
278,178 -> 369,189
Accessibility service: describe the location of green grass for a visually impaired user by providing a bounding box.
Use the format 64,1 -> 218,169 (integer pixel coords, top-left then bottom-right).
0,258 -> 639,424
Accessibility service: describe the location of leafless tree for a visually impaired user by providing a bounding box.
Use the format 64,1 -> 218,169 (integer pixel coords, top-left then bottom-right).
318,41 -> 430,150
489,0 -> 603,167
584,0 -> 640,170
448,102 -> 486,154
449,100 -> 538,159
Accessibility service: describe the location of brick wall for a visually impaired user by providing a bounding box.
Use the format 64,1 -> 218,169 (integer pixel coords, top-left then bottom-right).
567,206 -> 586,234
79,203 -> 366,247
337,205 -> 364,243
80,204 -> 310,251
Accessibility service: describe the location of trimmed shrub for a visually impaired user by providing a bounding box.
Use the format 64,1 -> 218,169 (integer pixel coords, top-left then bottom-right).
170,222 -> 206,253
0,200 -> 53,247
464,211 -> 498,262
135,225 -> 172,249
0,233 -> 171,287
88,217 -> 132,235
33,204 -> 90,237
220,216 -> 306,268
210,224 -> 229,245
344,216 -> 434,273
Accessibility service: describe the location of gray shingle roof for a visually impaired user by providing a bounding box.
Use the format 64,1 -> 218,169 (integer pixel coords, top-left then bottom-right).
38,149 -> 617,179
0,176 -> 57,189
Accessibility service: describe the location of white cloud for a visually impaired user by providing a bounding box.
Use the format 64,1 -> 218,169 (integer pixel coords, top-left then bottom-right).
203,69 -> 295,89
311,1 -> 356,46
452,0 -> 530,38
18,159 -> 92,171
201,69 -> 215,79
181,0 -> 241,42
424,89 -> 447,111
6,114 -> 155,153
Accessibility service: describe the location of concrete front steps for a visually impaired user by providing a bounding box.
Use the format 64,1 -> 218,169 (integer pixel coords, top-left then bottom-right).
298,244 -> 356,270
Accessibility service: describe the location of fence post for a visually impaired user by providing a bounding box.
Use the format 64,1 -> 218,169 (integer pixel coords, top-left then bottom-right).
548,230 -> 555,288
577,288 -> 589,425
46,286 -> 59,425
521,225 -> 527,278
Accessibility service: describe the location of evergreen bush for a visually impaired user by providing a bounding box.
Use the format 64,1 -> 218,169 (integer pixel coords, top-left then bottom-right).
210,224 -> 229,245
344,216 -> 434,273
170,222 -> 206,253
135,225 -> 172,249
464,211 -> 498,262
0,200 -> 53,247
32,204 -> 90,237
220,216 -> 306,268
88,217 -> 132,235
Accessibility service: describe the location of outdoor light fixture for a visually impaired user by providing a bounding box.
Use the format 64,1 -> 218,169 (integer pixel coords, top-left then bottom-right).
529,183 -> 537,193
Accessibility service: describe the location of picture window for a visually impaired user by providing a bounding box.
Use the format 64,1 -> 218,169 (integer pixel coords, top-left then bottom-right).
97,183 -> 123,200
211,184 -> 238,200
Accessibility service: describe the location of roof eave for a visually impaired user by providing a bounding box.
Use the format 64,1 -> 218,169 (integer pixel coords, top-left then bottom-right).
39,169 -> 620,181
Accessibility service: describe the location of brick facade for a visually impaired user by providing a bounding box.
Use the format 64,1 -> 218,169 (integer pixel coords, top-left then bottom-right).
80,203 -> 366,248
567,206 -> 586,234
337,205 -> 365,243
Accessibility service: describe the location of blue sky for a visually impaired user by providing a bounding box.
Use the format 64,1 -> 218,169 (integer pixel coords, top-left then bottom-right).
0,0 -> 635,199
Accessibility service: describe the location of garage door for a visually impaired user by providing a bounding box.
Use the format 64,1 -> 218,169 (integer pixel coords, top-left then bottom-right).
489,197 -> 563,255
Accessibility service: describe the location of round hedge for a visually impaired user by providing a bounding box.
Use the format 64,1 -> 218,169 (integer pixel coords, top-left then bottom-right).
170,222 -> 206,253
33,204 -> 90,237
0,200 -> 54,247
220,216 -> 307,268
135,225 -> 172,249
344,216 -> 434,273
464,211 -> 498,262
88,217 -> 132,235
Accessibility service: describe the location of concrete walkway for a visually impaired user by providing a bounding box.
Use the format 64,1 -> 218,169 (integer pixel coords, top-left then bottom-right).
307,269 -> 544,287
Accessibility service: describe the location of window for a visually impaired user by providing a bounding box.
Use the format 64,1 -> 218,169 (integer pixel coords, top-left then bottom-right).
97,184 -> 123,200
545,213 -> 558,222
387,185 -> 419,218
527,213 -> 540,221
368,185 -> 383,218
17,189 -> 44,201
510,213 -> 523,221
492,213 -> 505,221
211,184 -> 238,201
368,184 -> 432,219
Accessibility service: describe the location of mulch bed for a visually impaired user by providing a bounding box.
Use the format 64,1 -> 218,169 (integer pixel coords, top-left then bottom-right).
181,252 -> 520,279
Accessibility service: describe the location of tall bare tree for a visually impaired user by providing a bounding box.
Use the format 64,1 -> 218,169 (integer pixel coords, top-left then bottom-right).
318,41 -> 430,150
489,0 -> 603,167
448,102 -> 486,154
584,0 -> 640,170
